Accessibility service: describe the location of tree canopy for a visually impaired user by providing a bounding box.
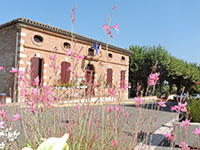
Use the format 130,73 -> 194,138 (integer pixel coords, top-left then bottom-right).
129,45 -> 200,97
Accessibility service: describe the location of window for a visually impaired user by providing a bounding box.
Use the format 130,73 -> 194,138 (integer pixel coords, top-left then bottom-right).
34,35 -> 43,43
61,62 -> 71,85
121,56 -> 125,61
88,48 -> 94,56
30,57 -> 44,86
63,42 -> 71,49
108,53 -> 113,58
107,68 -> 113,87
120,70 -> 126,88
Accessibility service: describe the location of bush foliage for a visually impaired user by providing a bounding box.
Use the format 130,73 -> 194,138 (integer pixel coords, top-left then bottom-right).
188,98 -> 200,123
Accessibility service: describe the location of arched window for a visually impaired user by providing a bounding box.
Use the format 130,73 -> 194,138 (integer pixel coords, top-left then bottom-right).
61,62 -> 71,85
107,68 -> 113,87
88,48 -> 94,56
63,42 -> 71,49
30,57 -> 44,86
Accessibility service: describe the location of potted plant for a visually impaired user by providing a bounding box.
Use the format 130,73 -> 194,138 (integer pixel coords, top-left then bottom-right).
174,98 -> 200,147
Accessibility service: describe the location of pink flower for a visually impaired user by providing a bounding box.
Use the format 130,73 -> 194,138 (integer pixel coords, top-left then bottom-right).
10,67 -> 18,73
112,139 -> 117,148
115,107 -> 120,111
76,104 -> 80,109
103,24 -> 113,39
148,80 -> 156,86
32,77 -> 39,86
0,121 -> 4,129
133,97 -> 144,107
171,102 -> 187,112
13,113 -> 20,121
66,49 -> 72,56
180,119 -> 190,131
0,66 -> 5,70
107,106 -> 114,113
0,102 -> 2,107
193,127 -> 200,136
32,88 -> 38,94
67,67 -> 71,71
149,73 -> 160,81
171,105 -> 179,112
124,84 -> 129,90
49,62 -> 54,68
125,112 -> 130,117
79,55 -> 84,60
56,65 -> 61,70
108,88 -> 118,97
0,109 -> 7,118
164,132 -> 173,141
178,102 -> 187,112
148,73 -> 160,86
49,55 -> 56,61
158,101 -> 167,107
137,84 -> 141,91
103,24 -> 109,32
110,23 -> 119,31
94,83 -> 98,87
179,141 -> 190,150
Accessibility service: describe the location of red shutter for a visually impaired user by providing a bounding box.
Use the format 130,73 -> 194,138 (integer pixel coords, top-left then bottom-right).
31,57 -> 39,84
107,68 -> 113,87
120,70 -> 125,88
30,57 -> 44,86
61,62 -> 71,84
66,62 -> 71,83
40,58 -> 44,86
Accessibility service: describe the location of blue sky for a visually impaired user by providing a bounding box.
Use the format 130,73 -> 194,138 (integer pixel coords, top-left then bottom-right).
0,0 -> 200,64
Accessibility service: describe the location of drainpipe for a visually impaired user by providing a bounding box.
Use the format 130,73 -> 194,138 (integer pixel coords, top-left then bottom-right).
13,23 -> 20,102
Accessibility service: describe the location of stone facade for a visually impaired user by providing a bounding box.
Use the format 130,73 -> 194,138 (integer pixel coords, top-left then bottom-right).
0,25 -> 17,97
0,18 -> 131,102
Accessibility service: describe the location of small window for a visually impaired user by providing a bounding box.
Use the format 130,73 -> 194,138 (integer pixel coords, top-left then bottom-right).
88,48 -> 94,56
121,56 -> 125,61
34,35 -> 43,43
63,42 -> 70,49
108,53 -> 112,58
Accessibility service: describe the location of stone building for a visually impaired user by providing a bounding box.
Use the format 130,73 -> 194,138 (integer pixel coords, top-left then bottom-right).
0,18 -> 131,102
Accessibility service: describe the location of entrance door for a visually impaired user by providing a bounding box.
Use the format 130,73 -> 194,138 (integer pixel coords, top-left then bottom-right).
85,64 -> 95,95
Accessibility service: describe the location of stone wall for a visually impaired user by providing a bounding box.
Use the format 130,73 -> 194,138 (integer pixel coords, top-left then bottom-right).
0,25 -> 16,96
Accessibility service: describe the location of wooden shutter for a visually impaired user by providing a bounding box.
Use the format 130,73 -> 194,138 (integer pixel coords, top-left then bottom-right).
120,70 -> 125,88
107,68 -> 113,87
30,57 -> 44,86
31,57 -> 39,84
40,58 -> 44,86
61,62 -> 71,84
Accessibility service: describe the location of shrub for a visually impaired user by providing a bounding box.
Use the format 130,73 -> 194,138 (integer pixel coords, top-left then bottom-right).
187,98 -> 200,122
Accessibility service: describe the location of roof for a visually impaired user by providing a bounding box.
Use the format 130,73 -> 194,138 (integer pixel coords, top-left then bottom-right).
0,18 -> 131,55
